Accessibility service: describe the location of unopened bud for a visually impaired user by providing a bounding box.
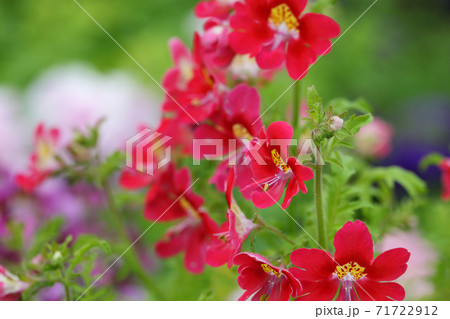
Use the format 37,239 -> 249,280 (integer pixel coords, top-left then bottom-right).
330,116 -> 344,131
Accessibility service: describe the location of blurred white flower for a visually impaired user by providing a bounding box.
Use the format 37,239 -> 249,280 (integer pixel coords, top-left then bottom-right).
376,230 -> 438,300
26,63 -> 161,156
0,88 -> 28,171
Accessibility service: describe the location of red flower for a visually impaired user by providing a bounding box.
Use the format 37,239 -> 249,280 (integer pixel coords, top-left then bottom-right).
195,0 -> 238,20
144,163 -> 203,222
290,220 -> 411,301
144,164 -> 219,273
206,168 -> 257,267
194,83 -> 262,159
439,158 -> 450,201
0,265 -> 29,301
233,252 -> 301,300
15,123 -> 60,192
162,35 -> 221,124
199,19 -> 236,69
229,0 -> 340,79
240,121 -> 314,209
194,83 -> 263,192
155,210 -> 219,274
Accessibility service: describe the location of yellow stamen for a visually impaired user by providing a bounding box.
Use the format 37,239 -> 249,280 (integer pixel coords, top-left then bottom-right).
261,263 -> 281,277
335,262 -> 366,280
269,3 -> 299,31
232,124 -> 253,140
271,149 -> 290,173
179,197 -> 199,218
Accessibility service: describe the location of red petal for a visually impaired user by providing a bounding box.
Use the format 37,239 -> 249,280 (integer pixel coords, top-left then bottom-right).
334,220 -> 373,267
119,168 -> 153,190
223,84 -> 262,135
168,38 -> 191,65
278,0 -> 308,17
286,40 -> 316,80
255,43 -> 285,69
356,278 -> 406,301
291,273 -> 339,301
290,248 -> 335,281
251,177 -> 286,208
299,13 -> 340,43
288,157 -> 314,194
155,224 -> 190,258
367,248 -> 410,281
281,176 -> 299,208
184,222 -> 209,274
226,166 -> 235,207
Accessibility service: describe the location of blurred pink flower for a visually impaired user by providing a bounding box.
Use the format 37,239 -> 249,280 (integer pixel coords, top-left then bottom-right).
0,88 -> 28,171
376,230 -> 438,300
26,64 -> 161,156
439,158 -> 450,201
354,117 -> 394,159
0,265 -> 29,301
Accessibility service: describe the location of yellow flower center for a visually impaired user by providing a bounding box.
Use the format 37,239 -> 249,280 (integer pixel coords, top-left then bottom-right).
232,124 -> 253,140
179,197 -> 199,218
179,58 -> 194,83
335,261 -> 366,280
271,149 -> 290,173
269,3 -> 299,31
261,263 -> 281,277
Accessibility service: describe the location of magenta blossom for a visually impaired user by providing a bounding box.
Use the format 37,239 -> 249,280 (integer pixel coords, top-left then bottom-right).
206,168 -> 257,267
229,0 -> 340,79
233,252 -> 302,301
0,265 -> 29,301
240,121 -> 314,209
162,35 -> 221,123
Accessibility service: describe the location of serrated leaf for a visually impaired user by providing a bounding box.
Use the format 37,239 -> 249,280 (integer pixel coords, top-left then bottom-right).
69,235 -> 111,272
307,86 -> 322,122
27,217 -> 65,259
367,166 -> 427,197
344,113 -> 373,135
328,97 -> 373,114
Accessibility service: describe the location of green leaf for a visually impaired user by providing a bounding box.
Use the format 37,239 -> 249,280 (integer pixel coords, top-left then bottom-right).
326,155 -> 344,170
335,139 -> 354,149
27,217 -> 65,259
343,113 -> 373,136
419,153 -> 444,171
366,166 -> 427,197
307,86 -> 322,123
98,151 -> 126,183
328,97 -> 373,114
69,234 -> 111,272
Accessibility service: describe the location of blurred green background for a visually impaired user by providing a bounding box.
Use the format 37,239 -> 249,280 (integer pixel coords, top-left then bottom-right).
1,0 -> 449,300
1,0 -> 449,106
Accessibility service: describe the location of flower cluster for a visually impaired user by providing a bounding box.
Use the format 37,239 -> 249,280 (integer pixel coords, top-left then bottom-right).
4,0 -> 433,302
112,0 -> 411,301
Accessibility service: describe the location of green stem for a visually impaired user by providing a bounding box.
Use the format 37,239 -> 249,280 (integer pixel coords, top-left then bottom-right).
59,268 -> 72,301
255,216 -> 296,246
103,181 -> 166,300
292,80 -> 301,129
314,165 -> 327,249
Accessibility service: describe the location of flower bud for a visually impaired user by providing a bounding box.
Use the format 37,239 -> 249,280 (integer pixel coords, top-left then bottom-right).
330,116 -> 344,131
